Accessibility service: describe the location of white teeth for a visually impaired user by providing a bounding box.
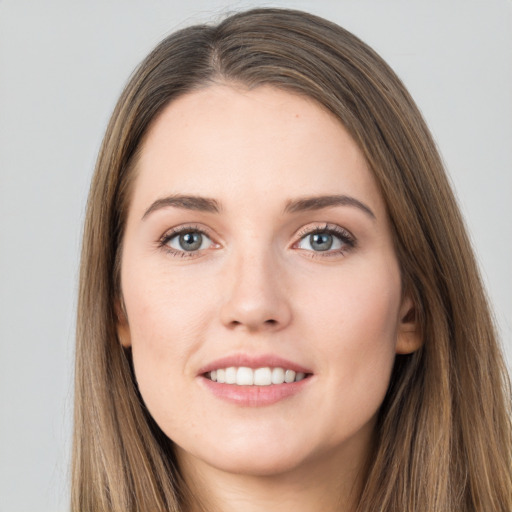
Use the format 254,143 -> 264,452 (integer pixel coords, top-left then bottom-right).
236,367 -> 254,386
225,367 -> 237,384
271,367 -> 285,384
254,367 -> 272,386
284,370 -> 296,383
208,366 -> 308,385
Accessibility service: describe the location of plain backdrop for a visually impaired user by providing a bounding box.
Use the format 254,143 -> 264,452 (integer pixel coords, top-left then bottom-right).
0,1 -> 510,510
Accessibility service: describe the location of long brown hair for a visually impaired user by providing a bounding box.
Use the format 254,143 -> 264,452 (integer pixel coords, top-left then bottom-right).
73,8 -> 512,511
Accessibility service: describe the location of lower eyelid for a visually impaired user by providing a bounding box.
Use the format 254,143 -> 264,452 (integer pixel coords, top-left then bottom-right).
157,224 -> 355,257
295,239 -> 350,254
294,226 -> 355,248
157,225 -> 215,254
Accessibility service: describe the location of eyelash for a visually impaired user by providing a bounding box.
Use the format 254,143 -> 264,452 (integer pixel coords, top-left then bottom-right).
294,223 -> 356,257
158,223 -> 356,258
158,225 -> 215,258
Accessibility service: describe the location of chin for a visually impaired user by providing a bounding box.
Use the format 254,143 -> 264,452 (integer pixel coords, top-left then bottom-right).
176,434 -> 315,478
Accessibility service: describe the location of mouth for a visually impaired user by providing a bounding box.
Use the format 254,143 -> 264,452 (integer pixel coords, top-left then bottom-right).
198,355 -> 313,405
205,366 -> 310,386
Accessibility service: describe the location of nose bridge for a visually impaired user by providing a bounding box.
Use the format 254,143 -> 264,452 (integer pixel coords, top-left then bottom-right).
219,240 -> 291,331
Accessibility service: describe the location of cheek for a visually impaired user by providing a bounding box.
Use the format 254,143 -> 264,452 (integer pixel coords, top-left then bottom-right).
123,261 -> 214,345
121,265 -> 216,407
301,258 -> 401,337
298,259 -> 402,408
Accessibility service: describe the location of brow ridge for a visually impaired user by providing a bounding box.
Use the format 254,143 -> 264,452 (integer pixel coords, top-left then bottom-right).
142,193 -> 375,220
142,194 -> 220,219
284,194 -> 375,219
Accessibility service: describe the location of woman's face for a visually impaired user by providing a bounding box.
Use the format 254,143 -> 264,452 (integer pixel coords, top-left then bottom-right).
118,85 -> 419,479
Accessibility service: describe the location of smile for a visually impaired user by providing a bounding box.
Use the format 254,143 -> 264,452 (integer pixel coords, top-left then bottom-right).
207,367 -> 308,386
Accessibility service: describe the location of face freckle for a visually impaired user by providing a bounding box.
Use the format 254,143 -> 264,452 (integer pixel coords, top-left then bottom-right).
118,84 -> 419,481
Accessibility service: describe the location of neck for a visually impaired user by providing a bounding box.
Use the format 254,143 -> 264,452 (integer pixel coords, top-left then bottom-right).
177,438 -> 372,512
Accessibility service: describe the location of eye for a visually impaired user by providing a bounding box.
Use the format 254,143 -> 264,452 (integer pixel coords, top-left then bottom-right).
297,232 -> 343,252
162,229 -> 215,254
295,225 -> 355,254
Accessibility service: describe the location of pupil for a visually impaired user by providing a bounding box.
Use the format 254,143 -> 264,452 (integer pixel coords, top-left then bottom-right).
180,232 -> 202,251
311,233 -> 333,251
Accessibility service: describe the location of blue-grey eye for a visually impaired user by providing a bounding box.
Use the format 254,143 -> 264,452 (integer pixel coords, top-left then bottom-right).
297,231 -> 344,252
167,231 -> 212,252
310,233 -> 333,251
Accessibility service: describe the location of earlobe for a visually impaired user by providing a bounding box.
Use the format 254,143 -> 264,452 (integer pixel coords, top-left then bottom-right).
115,299 -> 132,348
395,295 -> 422,355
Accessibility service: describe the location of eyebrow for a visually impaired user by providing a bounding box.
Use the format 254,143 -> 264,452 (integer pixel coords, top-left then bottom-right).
141,193 -> 375,221
284,195 -> 376,219
142,194 -> 221,219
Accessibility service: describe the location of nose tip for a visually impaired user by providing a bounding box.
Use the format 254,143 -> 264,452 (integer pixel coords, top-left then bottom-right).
222,308 -> 286,332
219,255 -> 292,332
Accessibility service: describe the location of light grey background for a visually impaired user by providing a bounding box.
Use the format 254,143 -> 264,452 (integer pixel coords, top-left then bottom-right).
1,1 -> 510,511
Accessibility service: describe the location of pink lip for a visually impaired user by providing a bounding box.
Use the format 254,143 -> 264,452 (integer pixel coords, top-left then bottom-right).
200,378 -> 311,406
197,353 -> 313,407
198,353 -> 312,375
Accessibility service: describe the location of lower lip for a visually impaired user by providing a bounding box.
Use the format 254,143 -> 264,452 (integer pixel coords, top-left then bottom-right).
200,376 -> 312,406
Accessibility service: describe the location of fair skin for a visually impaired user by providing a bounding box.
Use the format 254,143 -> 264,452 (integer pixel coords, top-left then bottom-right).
117,84 -> 420,512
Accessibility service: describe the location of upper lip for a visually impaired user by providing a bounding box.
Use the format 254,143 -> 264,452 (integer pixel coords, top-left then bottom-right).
198,353 -> 312,376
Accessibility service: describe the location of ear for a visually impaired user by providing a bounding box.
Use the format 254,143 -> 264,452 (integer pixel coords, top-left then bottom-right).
395,294 -> 422,355
115,299 -> 132,348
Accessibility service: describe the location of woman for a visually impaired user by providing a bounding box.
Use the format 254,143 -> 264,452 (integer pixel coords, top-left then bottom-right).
72,8 -> 512,511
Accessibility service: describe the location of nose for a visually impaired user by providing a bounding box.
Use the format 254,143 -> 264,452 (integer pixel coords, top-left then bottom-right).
219,248 -> 292,332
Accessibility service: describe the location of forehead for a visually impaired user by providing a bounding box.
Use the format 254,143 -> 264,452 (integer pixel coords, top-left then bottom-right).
130,84 -> 384,216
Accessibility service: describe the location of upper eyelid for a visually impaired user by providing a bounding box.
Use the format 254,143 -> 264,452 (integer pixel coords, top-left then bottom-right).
292,223 -> 357,253
160,223 -> 215,241
294,223 -> 354,240
158,222 -> 355,247
158,225 -> 217,257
